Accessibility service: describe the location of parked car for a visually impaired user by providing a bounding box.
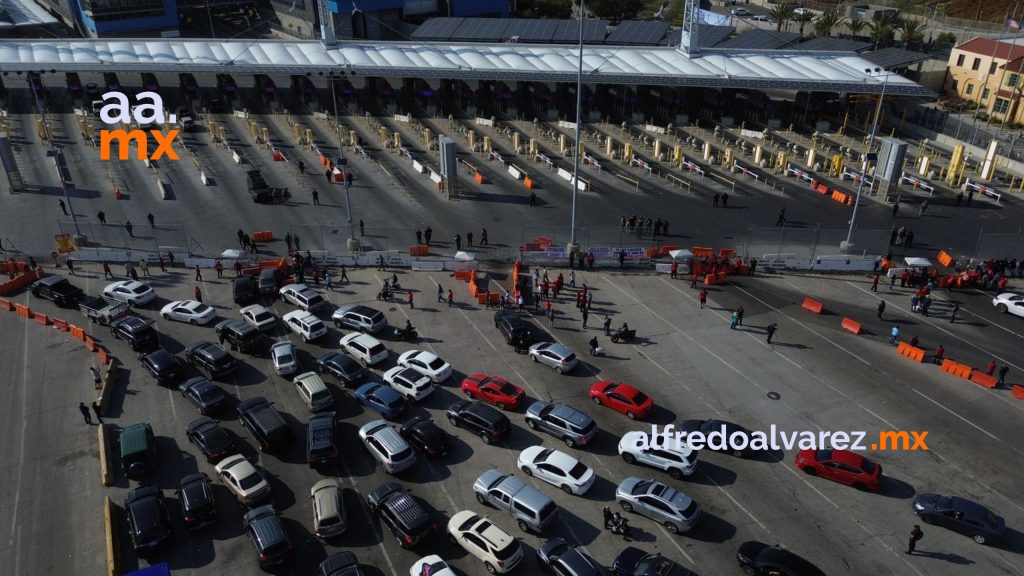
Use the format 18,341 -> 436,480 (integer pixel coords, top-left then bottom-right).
311,479 -> 346,538
30,275 -> 83,307
356,382 -> 409,419
409,556 -> 456,576
794,449 -> 882,491
215,454 -> 271,505
237,396 -> 292,452
103,280 -> 156,306
736,541 -> 825,576
539,537 -> 609,576
400,416 -> 451,458
525,401 -> 597,447
178,473 -> 217,530
332,304 -> 386,333
461,373 -> 525,410
161,299 -> 217,325
494,311 -> 532,345
258,268 -> 281,295
360,420 -> 416,474
124,485 -> 173,553
619,431 -> 698,479
243,505 -> 293,569
316,351 -> 367,387
186,416 -> 236,463
215,318 -> 267,356
590,381 -> 654,420
730,7 -> 751,15
993,292 -> 1024,317
447,400 -> 511,444
307,412 -> 339,466
138,348 -> 184,386
270,341 -> 299,376
397,350 -> 452,382
279,283 -> 326,311
613,546 -> 696,576
320,552 -> 364,576
294,372 -> 334,412
179,377 -> 228,415
473,469 -> 559,532
528,342 -> 579,374
367,482 -> 435,547
518,446 -> 595,495
110,315 -> 159,352
232,275 -> 259,305
679,418 -> 755,458
447,510 -> 523,574
340,332 -> 389,366
616,477 -> 701,533
384,366 -> 435,401
284,310 -> 327,342
913,493 -> 1005,544
121,422 -> 158,479
240,304 -> 278,331
185,341 -> 237,380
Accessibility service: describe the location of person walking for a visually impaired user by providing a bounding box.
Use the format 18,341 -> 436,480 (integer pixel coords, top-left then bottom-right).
293,235 -> 301,251
129,267 -> 139,281
325,270 -> 333,291
377,254 -> 385,271
766,323 -> 777,344
619,251 -> 625,268
285,232 -> 293,251
590,336 -> 599,356
776,208 -> 786,226
918,200 -> 928,218
985,360 -> 997,376
871,274 -> 880,292
454,234 -> 462,251
437,284 -> 445,303
79,402 -> 92,425
325,169 -> 332,182
670,261 -> 678,279
467,231 -> 473,247
907,525 -> 923,554
998,365 -> 1009,386
147,213 -> 155,228
518,294 -> 525,311
97,210 -> 107,225
713,192 -> 720,207
699,288 -> 708,309
92,402 -> 104,424
407,291 -> 414,309
232,261 -> 242,277
66,258 -> 75,276
125,220 -> 134,238
214,260 -> 224,279
529,192 -> 537,206
102,262 -> 113,279
569,270 -> 576,288
90,366 -> 102,387
158,254 -> 165,272
730,311 -> 739,329
955,191 -> 963,206
548,307 -> 555,327
890,274 -> 897,290
447,289 -> 454,307
360,219 -> 365,236
340,264 -> 349,283
877,300 -> 886,319
194,285 -> 202,303
136,258 -> 148,277
312,189 -> 320,205
690,272 -> 699,288
889,325 -> 900,344
194,264 -> 203,281
586,291 -> 593,310
932,344 -> 945,365
424,226 -> 432,246
59,199 -> 68,215
892,202 -> 900,218
736,305 -> 744,326
481,228 -> 488,245
416,230 -> 423,245
721,192 -> 729,208
950,303 -> 960,323
581,308 -> 589,327
298,159 -> 305,174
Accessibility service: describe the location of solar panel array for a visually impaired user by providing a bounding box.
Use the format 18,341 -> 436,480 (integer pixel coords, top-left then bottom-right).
605,20 -> 670,45
410,17 -> 465,41
451,18 -> 511,42
795,36 -> 871,52
716,29 -> 801,50
502,19 -> 560,43
412,17 -> 617,44
551,19 -> 609,43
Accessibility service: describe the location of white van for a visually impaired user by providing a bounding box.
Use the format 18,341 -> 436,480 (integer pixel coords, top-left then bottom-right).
283,310 -> 327,342
339,332 -> 388,366
293,372 -> 334,412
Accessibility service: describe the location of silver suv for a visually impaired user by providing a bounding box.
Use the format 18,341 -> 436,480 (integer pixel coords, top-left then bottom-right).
359,420 -> 416,474
616,477 -> 701,534
332,304 -> 386,333
618,431 -> 698,479
524,401 -> 598,447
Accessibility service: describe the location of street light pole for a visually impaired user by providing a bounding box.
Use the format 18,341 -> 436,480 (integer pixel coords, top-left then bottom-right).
330,74 -> 356,243
568,0 -> 585,253
845,67 -> 890,247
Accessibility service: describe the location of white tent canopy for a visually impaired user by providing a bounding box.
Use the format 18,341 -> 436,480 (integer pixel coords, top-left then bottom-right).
904,257 -> 933,268
454,251 -> 476,261
669,249 -> 694,261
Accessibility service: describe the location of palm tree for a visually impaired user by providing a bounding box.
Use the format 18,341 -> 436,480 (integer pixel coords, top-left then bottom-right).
896,19 -> 928,50
846,17 -> 866,39
793,11 -> 816,37
770,2 -> 796,33
867,18 -> 894,49
813,7 -> 845,38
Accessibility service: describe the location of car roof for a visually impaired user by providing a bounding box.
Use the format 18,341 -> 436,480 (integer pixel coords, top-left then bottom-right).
548,403 -> 591,426
360,421 -> 406,449
829,449 -> 867,467
343,332 -> 382,346
755,545 -> 825,575
535,341 -> 571,356
241,304 -> 269,314
284,310 -> 319,322
359,382 -> 400,400
533,447 -> 578,470
216,454 -> 255,475
271,341 -> 294,351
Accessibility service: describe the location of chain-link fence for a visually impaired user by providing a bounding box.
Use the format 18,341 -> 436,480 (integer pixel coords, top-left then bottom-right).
57,220 -> 189,254
743,226 -> 893,260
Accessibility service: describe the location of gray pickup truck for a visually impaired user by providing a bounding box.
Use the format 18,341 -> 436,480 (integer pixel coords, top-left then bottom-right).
472,469 -> 559,533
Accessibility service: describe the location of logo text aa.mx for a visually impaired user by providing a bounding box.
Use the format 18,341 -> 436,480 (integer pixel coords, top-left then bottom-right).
97,91 -> 179,161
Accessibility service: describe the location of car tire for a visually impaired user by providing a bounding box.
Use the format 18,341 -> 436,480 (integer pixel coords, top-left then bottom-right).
592,396 -> 602,405
669,467 -> 683,479
521,465 -> 532,476
334,320 -> 342,328
561,484 -> 573,495
802,467 -> 816,475
448,416 -> 459,427
189,319 -> 197,325
997,303 -> 1008,313
620,501 -> 633,513
448,534 -> 460,547
475,492 -> 488,506
626,411 -> 636,420
480,432 -> 493,444
162,313 -> 170,320
532,355 -> 538,363
526,419 -> 538,430
563,437 -> 576,448
464,389 -> 474,399
496,402 -> 506,410
742,566 -> 757,576
485,562 -> 498,575
517,520 -> 529,532
622,453 -> 636,464
921,515 -> 935,524
665,521 -> 679,534
555,366 -> 564,374
973,534 -> 987,544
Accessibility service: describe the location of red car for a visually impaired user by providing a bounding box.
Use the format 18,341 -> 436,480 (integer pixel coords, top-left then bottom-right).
794,449 -> 882,491
461,374 -> 525,410
589,381 -> 654,420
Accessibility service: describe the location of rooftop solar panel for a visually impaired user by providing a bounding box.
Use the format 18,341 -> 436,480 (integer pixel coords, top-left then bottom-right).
502,18 -> 559,43
862,47 -> 931,69
552,19 -> 608,43
451,18 -> 512,41
795,36 -> 871,52
716,29 -> 800,50
410,17 -> 465,41
605,20 -> 670,45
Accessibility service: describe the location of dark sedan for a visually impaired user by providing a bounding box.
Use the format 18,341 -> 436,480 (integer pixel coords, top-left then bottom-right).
539,537 -> 609,575
177,473 -> 217,530
613,546 -> 696,576
679,419 -> 755,457
179,377 -> 229,415
913,493 -> 1005,544
316,351 -> 368,388
186,417 -> 237,463
125,485 -> 173,554
139,348 -> 184,386
736,541 -> 824,576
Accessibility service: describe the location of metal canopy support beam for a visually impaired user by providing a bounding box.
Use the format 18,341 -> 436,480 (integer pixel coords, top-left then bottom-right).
680,0 -> 699,56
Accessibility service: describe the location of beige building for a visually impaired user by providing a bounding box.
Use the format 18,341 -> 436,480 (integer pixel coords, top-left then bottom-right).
947,35 -> 1024,125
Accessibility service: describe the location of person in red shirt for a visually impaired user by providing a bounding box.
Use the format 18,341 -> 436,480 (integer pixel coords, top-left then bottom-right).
193,286 -> 202,303
986,360 -> 997,375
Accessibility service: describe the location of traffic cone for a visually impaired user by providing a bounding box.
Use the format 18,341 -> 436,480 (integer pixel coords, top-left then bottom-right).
115,187 -> 121,200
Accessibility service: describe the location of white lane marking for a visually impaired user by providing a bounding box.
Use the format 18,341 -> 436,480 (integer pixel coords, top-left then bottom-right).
910,389 -> 998,440
655,524 -> 697,566
9,305 -> 32,576
167,387 -> 177,420
782,464 -> 839,509
333,451 -> 400,576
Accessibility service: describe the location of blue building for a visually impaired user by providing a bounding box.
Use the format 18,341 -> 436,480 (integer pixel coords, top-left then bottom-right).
77,0 -> 180,37
313,0 -> 510,40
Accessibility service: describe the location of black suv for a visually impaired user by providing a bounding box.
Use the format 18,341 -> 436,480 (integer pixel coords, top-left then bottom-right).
316,352 -> 368,388
186,417 -> 237,463
185,341 -> 237,380
494,311 -> 532,346
125,485 -> 172,553
367,482 -> 435,548
237,396 -> 292,453
446,400 -> 511,445
30,274 -> 84,307
111,315 -> 159,352
243,505 -> 293,569
306,412 -> 338,467
215,319 -> 266,356
177,473 -> 217,530
138,348 -> 184,385
232,275 -> 259,305
736,541 -> 825,576
247,169 -> 273,203
400,416 -> 450,458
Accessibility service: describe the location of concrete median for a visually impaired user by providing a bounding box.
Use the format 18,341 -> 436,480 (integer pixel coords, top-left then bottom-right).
98,357 -> 121,416
103,495 -> 120,576
98,423 -> 114,487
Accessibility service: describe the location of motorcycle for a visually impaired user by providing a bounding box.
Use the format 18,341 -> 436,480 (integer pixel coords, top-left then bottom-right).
609,516 -> 631,538
395,326 -> 418,341
610,326 -> 636,343
376,288 -> 393,302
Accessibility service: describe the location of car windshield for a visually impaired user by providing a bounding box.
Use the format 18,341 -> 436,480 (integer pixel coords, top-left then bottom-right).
632,391 -> 649,404
427,357 -> 445,370
191,303 -> 211,314
458,515 -> 480,531
197,386 -> 220,402
499,384 -> 520,395
253,312 -> 273,322
238,471 -> 262,490
130,285 -> 147,294
860,459 -> 876,473
276,353 -> 294,364
568,461 -> 589,479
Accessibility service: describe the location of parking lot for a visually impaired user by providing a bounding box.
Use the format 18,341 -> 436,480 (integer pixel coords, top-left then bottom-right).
1,257 -> 1023,575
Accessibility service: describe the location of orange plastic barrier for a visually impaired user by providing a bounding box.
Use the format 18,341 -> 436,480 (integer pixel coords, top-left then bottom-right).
523,177 -> 535,189
815,183 -> 829,194
251,231 -> 274,242
719,248 -> 736,258
645,247 -> 659,258
409,245 -> 421,257
319,154 -> 330,167
939,358 -> 960,374
84,336 -> 96,352
831,191 -> 848,204
97,347 -> 110,366
692,247 -> 713,258
939,359 -> 973,379
34,313 -> 49,326
534,237 -> 553,249
52,318 -> 68,331
69,324 -> 86,341
0,297 -> 11,311
841,317 -> 862,335
454,270 -> 472,281
332,171 -> 345,182
659,245 -> 679,256
1012,385 -> 1024,400
704,274 -> 716,286
271,151 -> 284,161
474,172 -> 485,184
716,271 -> 728,284
801,297 -> 823,314
937,251 -> 953,268
521,242 -> 542,252
969,371 -> 998,389
489,292 -> 501,304
15,303 -> 31,318
476,291 -> 490,304
895,342 -> 926,363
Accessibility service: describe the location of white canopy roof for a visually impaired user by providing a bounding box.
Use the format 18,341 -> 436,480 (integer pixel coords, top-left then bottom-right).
904,257 -> 933,268
0,39 -> 931,94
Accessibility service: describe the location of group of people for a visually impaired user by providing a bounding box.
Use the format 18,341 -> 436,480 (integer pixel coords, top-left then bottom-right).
889,226 -> 915,249
619,215 -> 670,238
236,229 -> 260,253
